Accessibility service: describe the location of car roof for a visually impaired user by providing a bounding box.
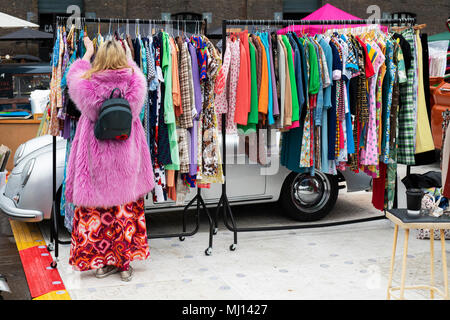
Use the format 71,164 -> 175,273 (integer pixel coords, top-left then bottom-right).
0,63 -> 51,74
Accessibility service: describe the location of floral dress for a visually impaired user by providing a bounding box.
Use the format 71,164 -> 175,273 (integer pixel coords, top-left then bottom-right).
197,37 -> 224,184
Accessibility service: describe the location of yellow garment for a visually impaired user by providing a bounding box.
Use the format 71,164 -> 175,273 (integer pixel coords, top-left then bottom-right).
414,30 -> 435,153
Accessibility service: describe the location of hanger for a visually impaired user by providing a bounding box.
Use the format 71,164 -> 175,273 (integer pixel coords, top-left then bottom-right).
135,19 -> 140,39
390,23 -> 425,33
115,18 -> 118,39
96,18 -> 100,36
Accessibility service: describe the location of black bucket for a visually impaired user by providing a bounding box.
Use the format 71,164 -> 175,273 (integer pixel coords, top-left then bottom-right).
406,188 -> 423,217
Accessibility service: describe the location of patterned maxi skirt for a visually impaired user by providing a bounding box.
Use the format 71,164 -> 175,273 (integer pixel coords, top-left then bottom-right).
69,198 -> 150,271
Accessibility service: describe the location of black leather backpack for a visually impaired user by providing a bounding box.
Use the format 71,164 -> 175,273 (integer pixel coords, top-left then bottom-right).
94,88 -> 132,141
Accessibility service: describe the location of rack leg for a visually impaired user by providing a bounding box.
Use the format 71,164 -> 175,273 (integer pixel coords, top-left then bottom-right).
213,195 -> 224,235
387,224 -> 399,300
53,202 -> 59,259
182,203 -> 187,233
400,229 -> 409,300
440,230 -> 449,300
430,229 -> 435,299
224,196 -> 237,251
51,135 -> 58,267
49,214 -> 55,245
198,195 -> 214,255
178,193 -> 198,241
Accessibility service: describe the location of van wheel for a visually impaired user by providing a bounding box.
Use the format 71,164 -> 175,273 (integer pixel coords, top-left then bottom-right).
280,172 -> 338,222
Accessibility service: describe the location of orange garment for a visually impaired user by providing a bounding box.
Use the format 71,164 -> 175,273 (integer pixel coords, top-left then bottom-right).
166,169 -> 177,201
257,36 -> 269,115
166,169 -> 175,187
168,187 -> 177,201
234,32 -> 250,125
170,38 -> 182,117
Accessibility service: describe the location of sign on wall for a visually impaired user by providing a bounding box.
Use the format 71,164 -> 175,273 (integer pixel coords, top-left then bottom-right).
0,73 -> 13,99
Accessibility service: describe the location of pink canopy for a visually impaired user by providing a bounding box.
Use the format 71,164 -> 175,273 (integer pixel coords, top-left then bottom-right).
277,4 -> 388,35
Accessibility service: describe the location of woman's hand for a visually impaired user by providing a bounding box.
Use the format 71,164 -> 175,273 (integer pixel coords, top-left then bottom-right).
82,36 -> 94,62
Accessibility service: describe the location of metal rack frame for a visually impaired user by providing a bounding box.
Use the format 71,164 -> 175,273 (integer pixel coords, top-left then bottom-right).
48,17 -> 214,268
216,17 -> 417,251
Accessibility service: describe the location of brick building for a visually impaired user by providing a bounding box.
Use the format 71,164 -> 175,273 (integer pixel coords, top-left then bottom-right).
0,0 -> 449,61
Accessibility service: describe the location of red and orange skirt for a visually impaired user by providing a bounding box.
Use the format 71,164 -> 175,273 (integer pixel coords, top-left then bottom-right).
69,198 -> 150,271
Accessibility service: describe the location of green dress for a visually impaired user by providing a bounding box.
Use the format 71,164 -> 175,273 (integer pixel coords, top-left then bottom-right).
162,32 -> 180,170
281,35 -> 299,123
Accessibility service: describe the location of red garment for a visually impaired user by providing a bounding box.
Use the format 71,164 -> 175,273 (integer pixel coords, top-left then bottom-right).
244,31 -> 251,114
356,36 -> 375,78
444,168 -> 450,199
309,95 -> 317,167
69,198 -> 150,271
234,31 -> 251,125
372,162 -> 387,211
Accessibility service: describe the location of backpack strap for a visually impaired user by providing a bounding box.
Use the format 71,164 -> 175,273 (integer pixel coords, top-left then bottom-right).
110,88 -> 122,99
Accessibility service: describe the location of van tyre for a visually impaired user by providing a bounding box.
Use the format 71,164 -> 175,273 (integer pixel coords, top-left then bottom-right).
280,172 -> 338,222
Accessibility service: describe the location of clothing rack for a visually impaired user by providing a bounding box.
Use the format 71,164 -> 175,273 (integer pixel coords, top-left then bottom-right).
216,17 -> 417,251
48,17 -> 214,269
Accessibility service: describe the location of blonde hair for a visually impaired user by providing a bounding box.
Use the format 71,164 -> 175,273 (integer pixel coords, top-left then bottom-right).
82,39 -> 132,79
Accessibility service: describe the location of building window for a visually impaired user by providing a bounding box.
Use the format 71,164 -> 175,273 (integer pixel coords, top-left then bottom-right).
390,12 -> 417,26
283,12 -> 311,20
170,12 -> 203,34
282,0 -> 319,20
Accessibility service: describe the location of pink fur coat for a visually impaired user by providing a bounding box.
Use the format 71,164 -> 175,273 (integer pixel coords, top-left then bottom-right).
65,58 -> 154,208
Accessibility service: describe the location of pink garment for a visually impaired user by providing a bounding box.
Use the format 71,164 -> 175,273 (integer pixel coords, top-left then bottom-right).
65,59 -> 154,207
234,32 -> 250,125
223,38 -> 240,133
287,48 -> 299,130
215,38 -> 232,109
360,42 -> 384,166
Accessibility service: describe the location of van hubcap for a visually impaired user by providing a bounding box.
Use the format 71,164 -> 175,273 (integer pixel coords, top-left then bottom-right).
292,172 -> 331,213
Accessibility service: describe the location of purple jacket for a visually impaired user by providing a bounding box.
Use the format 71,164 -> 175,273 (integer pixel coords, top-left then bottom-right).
188,41 -> 202,176
65,59 -> 154,208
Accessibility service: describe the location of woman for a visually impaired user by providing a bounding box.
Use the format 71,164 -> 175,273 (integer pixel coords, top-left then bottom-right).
65,37 -> 154,281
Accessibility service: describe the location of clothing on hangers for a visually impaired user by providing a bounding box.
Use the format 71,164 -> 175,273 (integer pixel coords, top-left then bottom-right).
47,19 -> 225,208
217,22 -> 431,211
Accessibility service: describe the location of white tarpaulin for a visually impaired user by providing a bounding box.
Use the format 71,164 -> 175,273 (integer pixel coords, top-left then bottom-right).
30,90 -> 50,115
0,12 -> 39,28
429,40 -> 450,77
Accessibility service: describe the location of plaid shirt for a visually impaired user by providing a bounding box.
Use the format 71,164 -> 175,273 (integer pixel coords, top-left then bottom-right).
177,39 -> 194,129
177,128 -> 190,173
397,28 -> 416,165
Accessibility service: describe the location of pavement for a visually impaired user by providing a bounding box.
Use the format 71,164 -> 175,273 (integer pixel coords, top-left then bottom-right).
2,162 -> 449,300
0,213 -> 31,300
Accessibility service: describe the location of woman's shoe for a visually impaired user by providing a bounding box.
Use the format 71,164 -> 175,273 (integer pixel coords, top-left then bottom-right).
95,265 -> 119,279
120,266 -> 133,282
